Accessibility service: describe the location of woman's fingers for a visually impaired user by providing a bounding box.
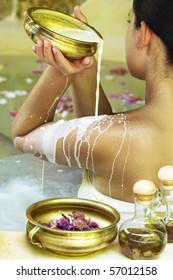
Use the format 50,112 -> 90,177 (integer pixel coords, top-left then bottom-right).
23,11 -> 28,19
73,5 -> 88,23
72,56 -> 93,69
52,47 -> 93,75
32,40 -> 57,66
31,39 -> 93,75
52,47 -> 77,75
43,40 -> 58,66
35,40 -> 45,62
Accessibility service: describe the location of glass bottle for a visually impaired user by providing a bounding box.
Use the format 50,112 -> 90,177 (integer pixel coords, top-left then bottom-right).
118,179 -> 168,260
158,165 -> 173,242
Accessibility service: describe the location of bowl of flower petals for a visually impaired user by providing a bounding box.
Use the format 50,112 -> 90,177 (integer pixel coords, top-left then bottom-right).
26,197 -> 120,256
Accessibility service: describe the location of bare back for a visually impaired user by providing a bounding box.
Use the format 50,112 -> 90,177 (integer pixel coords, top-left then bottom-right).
88,105 -> 173,203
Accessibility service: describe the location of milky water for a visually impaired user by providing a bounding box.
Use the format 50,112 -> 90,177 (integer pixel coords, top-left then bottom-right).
51,28 -> 101,43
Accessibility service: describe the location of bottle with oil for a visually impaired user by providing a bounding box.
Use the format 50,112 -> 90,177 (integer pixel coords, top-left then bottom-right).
118,180 -> 168,260
158,165 -> 173,242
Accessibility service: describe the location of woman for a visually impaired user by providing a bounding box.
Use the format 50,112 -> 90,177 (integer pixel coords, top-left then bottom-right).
12,1 -> 173,221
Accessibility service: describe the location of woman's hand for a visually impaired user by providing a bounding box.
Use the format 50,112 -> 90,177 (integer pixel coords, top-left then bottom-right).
26,6 -> 94,76
73,5 -> 88,23
32,40 -> 93,76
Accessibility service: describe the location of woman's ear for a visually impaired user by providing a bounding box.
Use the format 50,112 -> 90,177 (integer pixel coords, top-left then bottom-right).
136,21 -> 152,49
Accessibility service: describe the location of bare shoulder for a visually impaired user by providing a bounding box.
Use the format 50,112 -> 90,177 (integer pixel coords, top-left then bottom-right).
87,109 -> 173,200
91,110 -> 160,171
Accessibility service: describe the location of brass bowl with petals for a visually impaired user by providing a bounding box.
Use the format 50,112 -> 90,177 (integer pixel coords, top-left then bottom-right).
24,7 -> 103,59
26,197 -> 120,256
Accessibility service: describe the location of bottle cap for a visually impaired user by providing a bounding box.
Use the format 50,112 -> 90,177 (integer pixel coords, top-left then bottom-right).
158,165 -> 173,181
133,179 -> 157,196
158,165 -> 173,189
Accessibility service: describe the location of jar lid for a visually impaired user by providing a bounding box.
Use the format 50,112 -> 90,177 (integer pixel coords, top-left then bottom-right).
133,179 -> 157,196
158,165 -> 173,182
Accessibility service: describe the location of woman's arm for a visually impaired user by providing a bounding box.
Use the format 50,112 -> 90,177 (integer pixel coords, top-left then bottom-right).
12,36 -> 93,138
71,6 -> 113,117
12,64 -> 73,138
71,64 -> 113,117
12,6 -> 112,138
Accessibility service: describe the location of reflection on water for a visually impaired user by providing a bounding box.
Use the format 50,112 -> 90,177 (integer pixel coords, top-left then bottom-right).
0,154 -> 82,231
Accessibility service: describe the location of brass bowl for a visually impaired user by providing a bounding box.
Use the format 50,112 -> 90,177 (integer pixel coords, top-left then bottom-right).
26,197 -> 120,256
24,7 -> 103,59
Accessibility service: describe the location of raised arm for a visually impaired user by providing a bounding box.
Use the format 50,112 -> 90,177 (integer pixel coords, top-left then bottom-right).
12,37 -> 94,138
12,5 -> 116,172
12,64 -> 72,138
71,6 -> 113,117
71,63 -> 113,117
12,6 -> 112,138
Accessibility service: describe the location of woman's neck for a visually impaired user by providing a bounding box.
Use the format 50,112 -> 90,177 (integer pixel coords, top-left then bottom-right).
145,74 -> 173,105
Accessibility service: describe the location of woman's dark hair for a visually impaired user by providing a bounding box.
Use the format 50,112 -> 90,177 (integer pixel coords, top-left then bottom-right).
133,0 -> 173,64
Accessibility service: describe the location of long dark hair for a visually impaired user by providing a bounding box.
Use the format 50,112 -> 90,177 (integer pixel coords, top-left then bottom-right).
133,0 -> 173,64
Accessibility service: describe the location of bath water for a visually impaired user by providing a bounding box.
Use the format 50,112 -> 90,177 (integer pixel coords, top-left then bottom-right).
0,154 -> 82,231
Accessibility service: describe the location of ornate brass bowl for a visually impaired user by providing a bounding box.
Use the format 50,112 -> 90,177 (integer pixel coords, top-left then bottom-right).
26,197 -> 120,256
24,7 -> 103,59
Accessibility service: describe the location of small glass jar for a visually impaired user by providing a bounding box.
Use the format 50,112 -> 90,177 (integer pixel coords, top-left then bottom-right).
118,180 -> 168,260
158,165 -> 173,242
